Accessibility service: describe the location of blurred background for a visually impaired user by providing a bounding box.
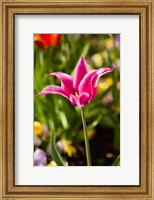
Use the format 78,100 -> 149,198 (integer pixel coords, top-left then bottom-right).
34,34 -> 120,166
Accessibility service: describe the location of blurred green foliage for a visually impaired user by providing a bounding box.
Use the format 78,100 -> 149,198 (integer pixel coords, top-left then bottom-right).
34,34 -> 120,166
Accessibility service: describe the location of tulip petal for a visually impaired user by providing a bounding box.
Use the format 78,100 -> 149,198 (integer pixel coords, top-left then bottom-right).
90,68 -> 115,99
50,34 -> 61,47
93,67 -> 116,87
78,92 -> 90,107
90,68 -> 116,100
34,34 -> 46,49
69,94 -> 78,106
97,67 -> 116,75
48,72 -> 74,96
73,57 -> 88,91
37,85 -> 69,99
79,70 -> 97,95
79,68 -> 116,103
90,75 -> 98,100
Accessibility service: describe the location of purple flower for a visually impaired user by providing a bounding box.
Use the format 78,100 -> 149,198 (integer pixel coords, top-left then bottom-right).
114,35 -> 120,43
34,148 -> 47,166
37,56 -> 115,107
111,62 -> 116,68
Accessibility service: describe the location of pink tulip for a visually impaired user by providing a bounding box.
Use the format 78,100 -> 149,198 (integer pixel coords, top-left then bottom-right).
37,57 -> 115,107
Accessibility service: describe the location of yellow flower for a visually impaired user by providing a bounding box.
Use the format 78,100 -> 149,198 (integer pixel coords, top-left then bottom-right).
112,104 -> 120,114
34,121 -> 42,136
105,38 -> 114,49
61,139 -> 77,157
87,129 -> 95,140
116,105 -> 120,113
98,77 -> 113,95
47,161 -> 57,166
92,53 -> 104,67
106,77 -> 113,86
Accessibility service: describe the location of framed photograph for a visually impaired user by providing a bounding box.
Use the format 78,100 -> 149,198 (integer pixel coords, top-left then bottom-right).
0,0 -> 154,199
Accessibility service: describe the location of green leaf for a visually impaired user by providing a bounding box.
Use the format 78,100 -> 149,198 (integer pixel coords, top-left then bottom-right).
113,87 -> 119,105
75,115 -> 101,144
50,122 -> 68,166
100,115 -> 115,128
81,42 -> 91,57
112,155 -> 120,166
59,111 -> 69,130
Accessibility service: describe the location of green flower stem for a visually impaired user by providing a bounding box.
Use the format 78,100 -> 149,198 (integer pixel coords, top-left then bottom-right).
81,107 -> 92,166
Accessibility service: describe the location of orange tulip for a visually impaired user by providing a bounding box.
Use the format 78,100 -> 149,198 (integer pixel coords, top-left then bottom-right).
34,34 -> 61,49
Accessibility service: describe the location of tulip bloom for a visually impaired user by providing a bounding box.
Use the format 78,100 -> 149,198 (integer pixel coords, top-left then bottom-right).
37,56 -> 116,166
34,34 -> 61,49
37,57 -> 115,107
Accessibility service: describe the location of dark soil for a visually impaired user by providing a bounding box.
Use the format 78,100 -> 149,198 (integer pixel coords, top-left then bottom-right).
68,125 -> 119,166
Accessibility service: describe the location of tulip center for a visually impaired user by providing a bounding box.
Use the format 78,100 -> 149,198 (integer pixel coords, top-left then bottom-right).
75,92 -> 79,97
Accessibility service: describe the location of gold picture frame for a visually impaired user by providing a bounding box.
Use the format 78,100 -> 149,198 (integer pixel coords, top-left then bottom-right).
0,0 -> 154,199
